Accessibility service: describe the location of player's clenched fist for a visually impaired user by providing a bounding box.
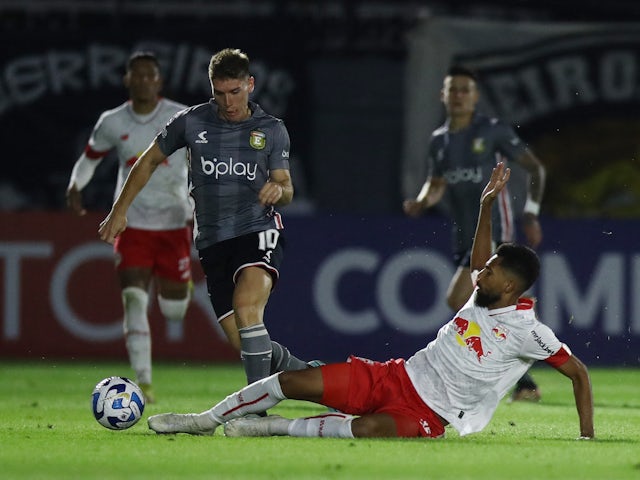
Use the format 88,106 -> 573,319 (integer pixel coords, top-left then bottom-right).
258,182 -> 284,206
98,212 -> 127,244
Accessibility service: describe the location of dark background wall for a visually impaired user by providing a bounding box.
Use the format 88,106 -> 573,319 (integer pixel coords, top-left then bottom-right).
1,0 -> 638,214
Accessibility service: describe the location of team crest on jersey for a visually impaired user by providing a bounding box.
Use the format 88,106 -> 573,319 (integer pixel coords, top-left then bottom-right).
472,137 -> 485,154
491,324 -> 509,342
249,130 -> 266,150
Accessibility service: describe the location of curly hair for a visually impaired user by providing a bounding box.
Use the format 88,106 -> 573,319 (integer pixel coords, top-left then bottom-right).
495,243 -> 540,292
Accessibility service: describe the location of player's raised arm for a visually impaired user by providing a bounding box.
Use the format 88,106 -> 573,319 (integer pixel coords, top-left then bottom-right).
470,162 -> 510,271
98,141 -> 167,244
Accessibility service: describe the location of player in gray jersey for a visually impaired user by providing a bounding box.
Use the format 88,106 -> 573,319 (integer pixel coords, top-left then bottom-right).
99,48 -> 312,387
404,66 -> 546,401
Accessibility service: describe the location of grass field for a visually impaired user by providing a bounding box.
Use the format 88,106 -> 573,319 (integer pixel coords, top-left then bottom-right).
1,360 -> 638,480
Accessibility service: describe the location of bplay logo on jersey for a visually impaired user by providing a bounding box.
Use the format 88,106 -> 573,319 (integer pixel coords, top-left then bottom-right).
199,156 -> 257,180
249,130 -> 266,150
453,317 -> 492,362
443,166 -> 483,184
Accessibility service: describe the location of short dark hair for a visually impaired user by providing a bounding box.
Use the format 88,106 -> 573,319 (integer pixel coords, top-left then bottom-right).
127,51 -> 160,72
447,65 -> 478,82
208,48 -> 250,82
495,243 -> 540,292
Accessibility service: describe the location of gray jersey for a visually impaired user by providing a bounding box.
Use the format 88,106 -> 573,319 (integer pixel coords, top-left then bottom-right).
156,100 -> 290,250
428,113 -> 528,253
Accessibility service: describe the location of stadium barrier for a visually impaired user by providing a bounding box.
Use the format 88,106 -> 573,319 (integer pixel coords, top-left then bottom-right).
1,212 -> 638,366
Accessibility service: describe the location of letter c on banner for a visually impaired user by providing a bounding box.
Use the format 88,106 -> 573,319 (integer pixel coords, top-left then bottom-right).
377,249 -> 453,334
50,242 -> 123,341
313,247 -> 455,336
313,248 -> 380,334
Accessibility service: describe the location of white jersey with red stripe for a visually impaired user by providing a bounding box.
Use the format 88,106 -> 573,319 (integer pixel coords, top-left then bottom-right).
404,283 -> 570,436
86,98 -> 190,230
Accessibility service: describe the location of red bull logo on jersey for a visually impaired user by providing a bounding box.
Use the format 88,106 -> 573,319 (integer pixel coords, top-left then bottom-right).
453,317 -> 492,362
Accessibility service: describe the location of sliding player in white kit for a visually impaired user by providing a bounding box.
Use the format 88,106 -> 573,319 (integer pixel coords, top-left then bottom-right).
147,163 -> 594,440
66,52 -> 192,403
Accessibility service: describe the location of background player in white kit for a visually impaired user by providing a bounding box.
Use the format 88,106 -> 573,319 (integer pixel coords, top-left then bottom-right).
98,48 -> 313,389
66,52 -> 192,403
147,163 -> 594,441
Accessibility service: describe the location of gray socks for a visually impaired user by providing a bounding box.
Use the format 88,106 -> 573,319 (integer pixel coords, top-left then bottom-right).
239,324 -> 272,385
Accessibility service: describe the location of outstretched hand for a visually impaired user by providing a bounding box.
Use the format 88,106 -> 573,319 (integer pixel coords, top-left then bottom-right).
481,162 -> 511,205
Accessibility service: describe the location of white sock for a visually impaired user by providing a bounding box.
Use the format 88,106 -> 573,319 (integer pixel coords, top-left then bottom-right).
158,295 -> 190,342
204,373 -> 286,425
288,413 -> 355,438
122,287 -> 151,385
157,294 -> 190,322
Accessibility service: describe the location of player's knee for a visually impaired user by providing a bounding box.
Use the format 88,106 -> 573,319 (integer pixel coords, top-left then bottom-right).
158,295 -> 190,322
351,416 -> 397,438
278,369 -> 323,400
122,287 -> 149,333
233,302 -> 264,327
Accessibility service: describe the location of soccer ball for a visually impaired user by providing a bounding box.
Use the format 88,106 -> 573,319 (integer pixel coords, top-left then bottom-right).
91,376 -> 145,430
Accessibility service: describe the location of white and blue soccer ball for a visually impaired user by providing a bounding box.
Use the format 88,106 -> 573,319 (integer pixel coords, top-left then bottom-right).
91,376 -> 145,430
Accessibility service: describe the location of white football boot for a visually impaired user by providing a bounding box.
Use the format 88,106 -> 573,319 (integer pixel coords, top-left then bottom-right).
148,413 -> 218,435
224,415 -> 291,437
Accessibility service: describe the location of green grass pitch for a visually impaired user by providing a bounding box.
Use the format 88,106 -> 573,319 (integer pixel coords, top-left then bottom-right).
1,360 -> 638,479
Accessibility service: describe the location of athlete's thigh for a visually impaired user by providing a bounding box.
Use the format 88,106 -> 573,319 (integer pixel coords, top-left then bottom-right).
351,413 -> 400,438
114,228 -> 155,274
153,228 -> 192,285
199,230 -> 285,321
199,239 -> 235,321
319,357 -> 388,414
233,229 -> 285,287
117,267 -> 153,290
156,277 -> 190,300
278,367 -> 324,403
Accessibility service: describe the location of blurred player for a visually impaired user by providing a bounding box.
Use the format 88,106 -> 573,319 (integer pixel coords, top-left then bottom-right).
403,65 -> 546,401
146,163 -> 594,441
67,52 -> 192,403
98,48 -> 312,388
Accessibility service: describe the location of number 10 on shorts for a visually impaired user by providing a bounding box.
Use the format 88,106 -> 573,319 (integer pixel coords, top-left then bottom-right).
258,229 -> 280,251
